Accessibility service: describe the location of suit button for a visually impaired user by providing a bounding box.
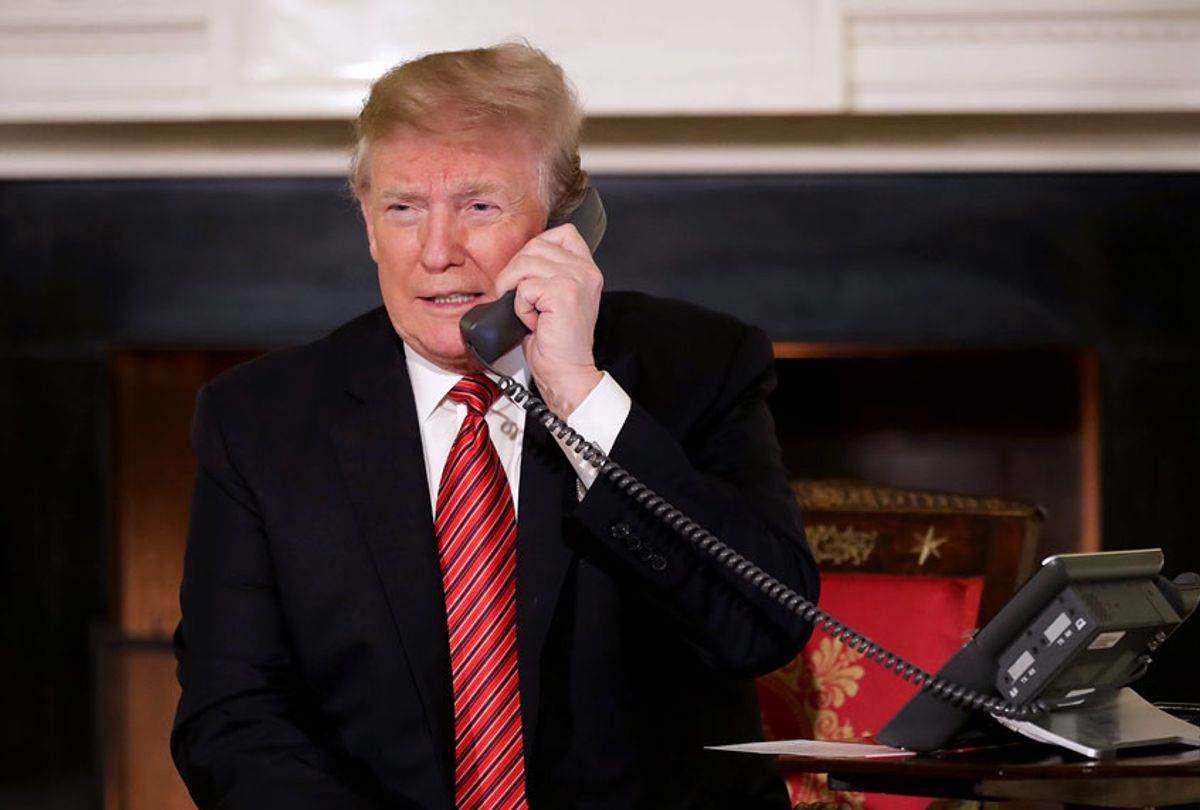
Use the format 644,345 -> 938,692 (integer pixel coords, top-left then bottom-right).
637,545 -> 655,562
611,522 -> 631,539
625,534 -> 643,553
650,555 -> 667,571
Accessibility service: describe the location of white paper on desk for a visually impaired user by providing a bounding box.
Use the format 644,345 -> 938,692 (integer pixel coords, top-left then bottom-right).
706,739 -> 914,759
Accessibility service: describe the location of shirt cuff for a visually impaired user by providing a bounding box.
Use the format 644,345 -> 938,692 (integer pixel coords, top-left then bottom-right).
551,371 -> 631,494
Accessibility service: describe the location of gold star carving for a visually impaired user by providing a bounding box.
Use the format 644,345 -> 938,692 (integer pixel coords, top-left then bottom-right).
910,525 -> 949,567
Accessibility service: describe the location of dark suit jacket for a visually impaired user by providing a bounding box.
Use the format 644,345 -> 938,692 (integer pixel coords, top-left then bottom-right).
172,292 -> 819,810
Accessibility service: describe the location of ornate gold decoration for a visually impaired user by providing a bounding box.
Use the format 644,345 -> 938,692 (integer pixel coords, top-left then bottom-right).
807,636 -> 865,710
788,638 -> 868,809
759,655 -> 816,741
792,479 -> 1042,519
910,525 -> 949,566
808,524 -> 877,567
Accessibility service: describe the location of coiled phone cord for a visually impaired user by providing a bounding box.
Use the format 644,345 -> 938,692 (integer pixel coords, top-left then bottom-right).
485,370 -> 1051,722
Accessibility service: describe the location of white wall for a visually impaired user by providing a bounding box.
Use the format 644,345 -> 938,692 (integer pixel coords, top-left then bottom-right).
2,0 -> 1199,175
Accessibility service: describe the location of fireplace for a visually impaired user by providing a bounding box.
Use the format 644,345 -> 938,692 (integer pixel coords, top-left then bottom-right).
3,172 -> 1199,802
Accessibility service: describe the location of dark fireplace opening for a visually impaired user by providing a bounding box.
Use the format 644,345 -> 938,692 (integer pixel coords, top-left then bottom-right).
771,346 -> 1097,559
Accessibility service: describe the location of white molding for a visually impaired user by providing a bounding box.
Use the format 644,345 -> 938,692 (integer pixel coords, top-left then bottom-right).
0,0 -> 210,122
4,116 -> 1199,178
851,18 -> 1200,47
0,0 -> 206,29
206,0 -> 844,118
845,1 -> 1200,112
1,0 -> 1198,123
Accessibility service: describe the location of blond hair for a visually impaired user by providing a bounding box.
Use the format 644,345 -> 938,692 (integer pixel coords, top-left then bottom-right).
350,42 -> 587,223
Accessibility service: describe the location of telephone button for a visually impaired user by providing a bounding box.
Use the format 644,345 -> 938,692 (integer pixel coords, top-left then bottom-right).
610,522 -> 631,540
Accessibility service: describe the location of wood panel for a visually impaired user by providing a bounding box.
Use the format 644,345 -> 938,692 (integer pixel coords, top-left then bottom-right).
97,638 -> 193,810
107,350 -> 258,810
112,349 -> 258,637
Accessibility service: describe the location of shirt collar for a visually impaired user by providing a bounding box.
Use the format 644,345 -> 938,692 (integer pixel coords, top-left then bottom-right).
403,341 -> 529,421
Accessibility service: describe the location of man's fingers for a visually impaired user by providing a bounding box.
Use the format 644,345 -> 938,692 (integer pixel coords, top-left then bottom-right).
535,223 -> 593,257
493,237 -> 600,300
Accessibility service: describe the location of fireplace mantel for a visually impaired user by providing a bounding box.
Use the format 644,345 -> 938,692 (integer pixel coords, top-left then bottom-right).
4,113 -> 1200,179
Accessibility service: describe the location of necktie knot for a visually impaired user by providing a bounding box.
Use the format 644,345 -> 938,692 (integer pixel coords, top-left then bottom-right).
447,374 -> 500,416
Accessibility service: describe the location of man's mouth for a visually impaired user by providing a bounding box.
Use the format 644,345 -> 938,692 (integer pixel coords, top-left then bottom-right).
423,293 -> 481,305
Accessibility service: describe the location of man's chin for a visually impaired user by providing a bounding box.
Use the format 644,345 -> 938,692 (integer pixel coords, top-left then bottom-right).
420,343 -> 481,375
389,319 -> 475,373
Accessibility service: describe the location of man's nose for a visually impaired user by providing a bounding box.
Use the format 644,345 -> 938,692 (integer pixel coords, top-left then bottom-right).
419,208 -> 466,272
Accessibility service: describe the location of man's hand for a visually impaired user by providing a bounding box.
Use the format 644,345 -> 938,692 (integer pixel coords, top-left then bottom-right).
493,223 -> 603,416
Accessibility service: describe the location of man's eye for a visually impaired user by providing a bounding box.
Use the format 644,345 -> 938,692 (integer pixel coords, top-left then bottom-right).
387,203 -> 412,212
470,202 -> 497,213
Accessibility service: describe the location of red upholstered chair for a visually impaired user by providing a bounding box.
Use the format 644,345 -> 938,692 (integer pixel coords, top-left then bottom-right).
756,480 -> 1043,810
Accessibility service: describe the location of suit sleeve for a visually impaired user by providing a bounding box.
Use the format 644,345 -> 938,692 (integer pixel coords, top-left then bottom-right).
171,386 -> 388,810
570,322 -> 820,676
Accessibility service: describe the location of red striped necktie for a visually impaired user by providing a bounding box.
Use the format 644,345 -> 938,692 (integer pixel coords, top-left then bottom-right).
435,374 -> 528,810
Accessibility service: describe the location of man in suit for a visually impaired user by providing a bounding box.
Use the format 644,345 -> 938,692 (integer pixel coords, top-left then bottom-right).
172,42 -> 819,810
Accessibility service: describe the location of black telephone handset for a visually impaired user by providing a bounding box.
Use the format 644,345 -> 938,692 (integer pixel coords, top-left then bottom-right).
459,186 -> 607,364
456,188 -> 1200,757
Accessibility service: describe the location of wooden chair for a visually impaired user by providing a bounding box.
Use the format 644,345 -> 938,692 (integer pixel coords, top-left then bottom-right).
756,480 -> 1043,810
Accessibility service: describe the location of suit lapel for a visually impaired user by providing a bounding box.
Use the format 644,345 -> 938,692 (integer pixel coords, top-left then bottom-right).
513,347 -> 637,760
513,406 -> 572,758
329,317 -> 454,786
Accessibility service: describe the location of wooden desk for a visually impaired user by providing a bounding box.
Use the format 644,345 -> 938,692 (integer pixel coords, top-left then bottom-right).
776,745 -> 1200,808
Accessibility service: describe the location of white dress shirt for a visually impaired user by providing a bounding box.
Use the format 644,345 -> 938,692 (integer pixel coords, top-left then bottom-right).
403,343 -> 632,519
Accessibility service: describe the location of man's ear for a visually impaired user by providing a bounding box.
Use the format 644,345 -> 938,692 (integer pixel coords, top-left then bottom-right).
359,199 -> 379,264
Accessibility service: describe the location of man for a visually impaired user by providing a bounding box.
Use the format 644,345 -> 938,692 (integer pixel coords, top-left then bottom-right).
172,42 -> 819,810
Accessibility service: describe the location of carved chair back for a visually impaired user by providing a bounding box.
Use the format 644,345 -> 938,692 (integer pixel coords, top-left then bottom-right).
757,480 -> 1042,809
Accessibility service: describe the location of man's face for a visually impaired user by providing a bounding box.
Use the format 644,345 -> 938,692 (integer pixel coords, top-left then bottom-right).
359,126 -> 548,372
